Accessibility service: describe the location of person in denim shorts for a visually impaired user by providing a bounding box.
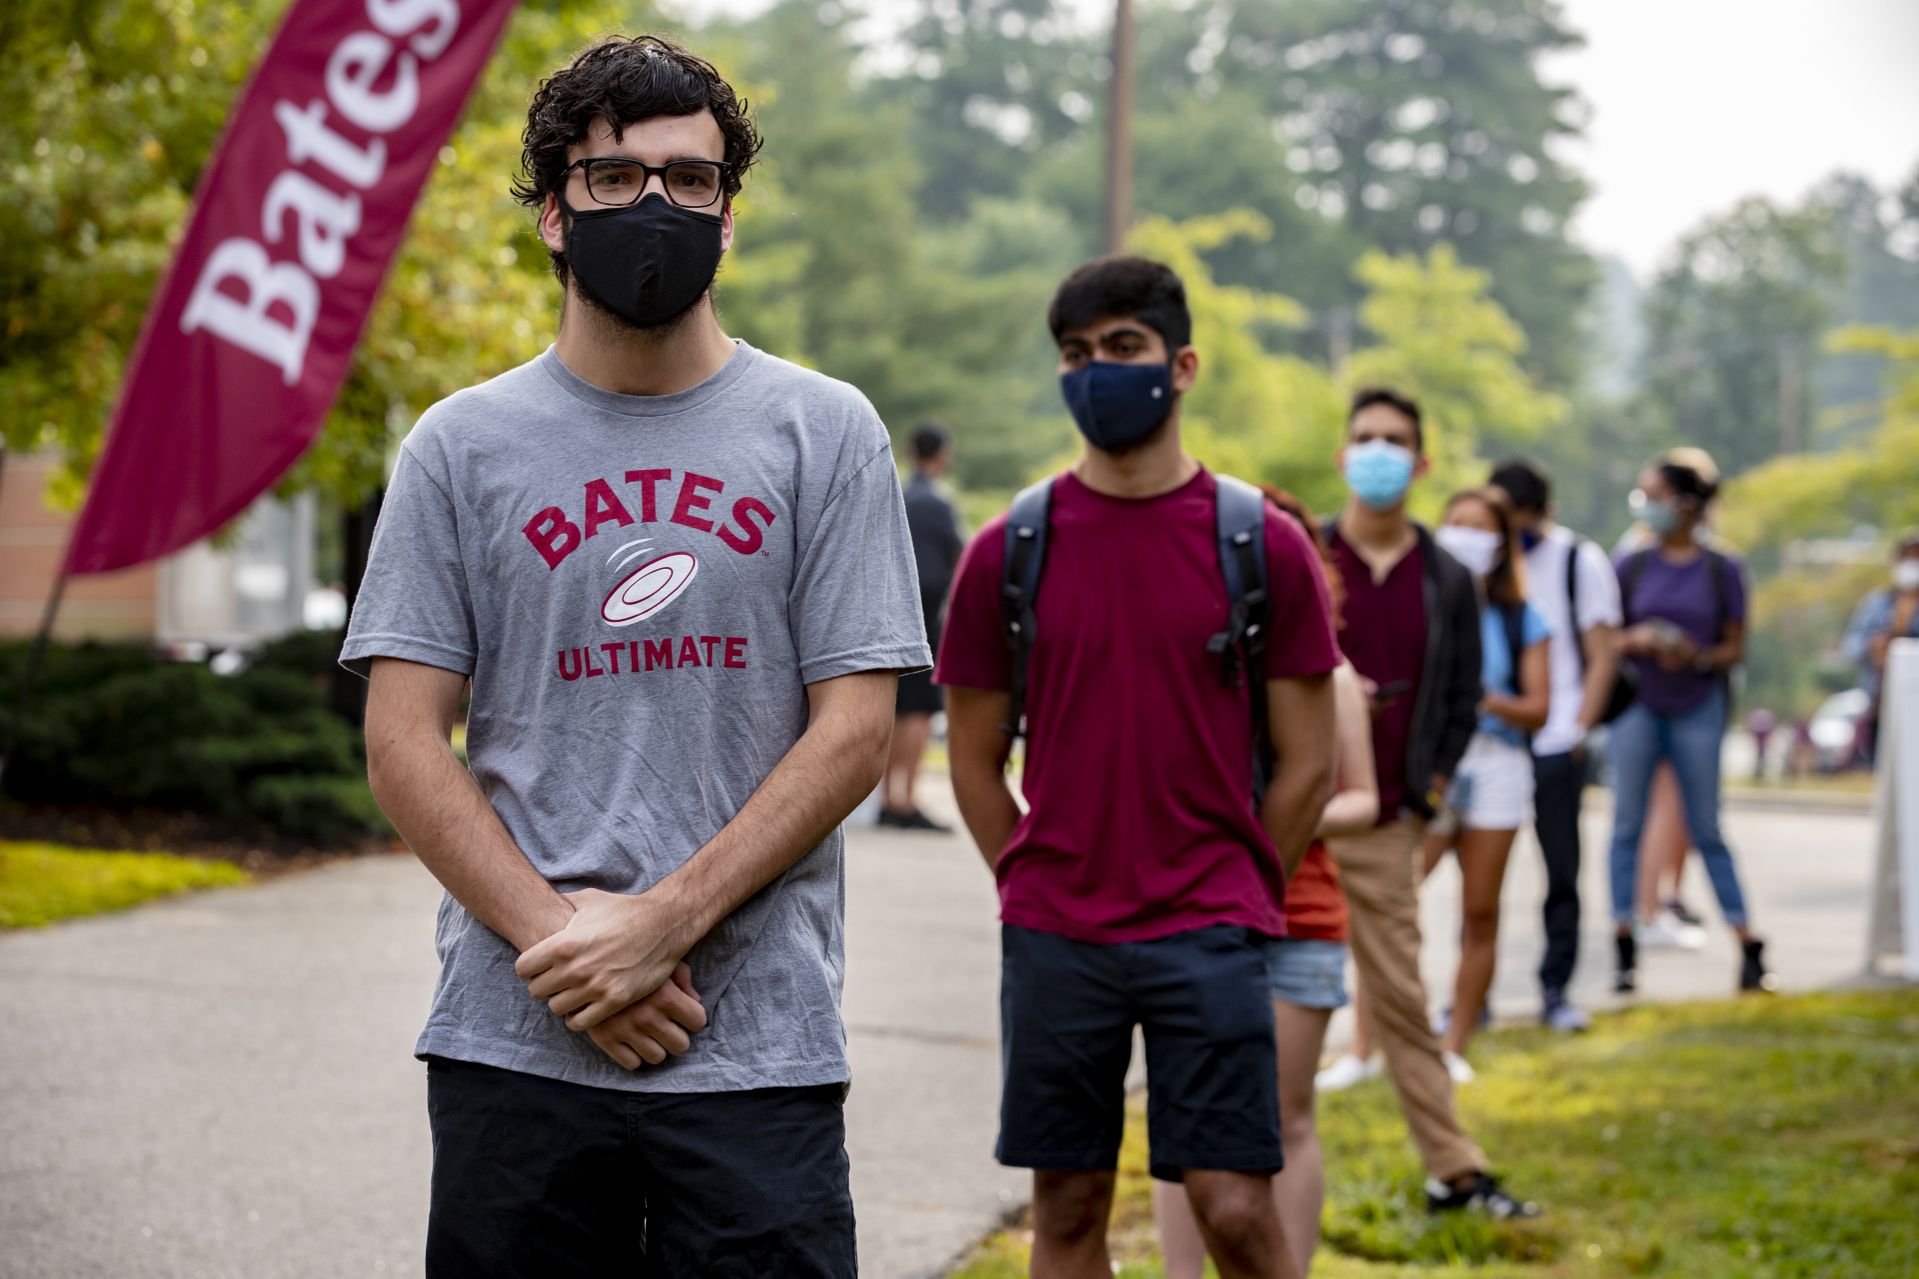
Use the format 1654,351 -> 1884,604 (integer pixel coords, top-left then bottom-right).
1157,492 -> 1381,1278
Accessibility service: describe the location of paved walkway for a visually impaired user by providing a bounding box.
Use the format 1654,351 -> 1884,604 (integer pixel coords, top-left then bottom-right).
0,788 -> 1878,1279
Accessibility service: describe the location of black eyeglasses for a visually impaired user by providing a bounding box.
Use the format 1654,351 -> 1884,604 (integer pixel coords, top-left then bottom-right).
562,157 -> 732,210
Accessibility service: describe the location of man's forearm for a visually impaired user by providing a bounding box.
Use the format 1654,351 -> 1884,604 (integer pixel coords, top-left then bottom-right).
646,697 -> 891,954
1262,760 -> 1334,879
951,756 -> 1021,872
369,733 -> 572,953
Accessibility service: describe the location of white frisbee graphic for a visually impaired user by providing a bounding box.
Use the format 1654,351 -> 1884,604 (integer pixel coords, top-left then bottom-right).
601,551 -> 699,626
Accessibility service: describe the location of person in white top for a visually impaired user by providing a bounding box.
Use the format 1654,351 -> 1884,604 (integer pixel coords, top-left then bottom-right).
1487,460 -> 1622,1033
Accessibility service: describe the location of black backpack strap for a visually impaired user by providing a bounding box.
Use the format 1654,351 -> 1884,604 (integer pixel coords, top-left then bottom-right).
1619,548 -> 1652,625
999,479 -> 1053,739
1503,600 -> 1535,746
1565,537 -> 1584,673
1209,475 -> 1272,799
1706,549 -> 1731,640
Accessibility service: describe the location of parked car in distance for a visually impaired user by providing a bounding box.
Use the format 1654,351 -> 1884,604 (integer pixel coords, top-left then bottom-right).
1807,688 -> 1873,773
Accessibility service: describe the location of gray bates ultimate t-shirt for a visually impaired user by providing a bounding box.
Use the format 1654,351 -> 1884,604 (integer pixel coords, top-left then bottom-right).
341,342 -> 930,1093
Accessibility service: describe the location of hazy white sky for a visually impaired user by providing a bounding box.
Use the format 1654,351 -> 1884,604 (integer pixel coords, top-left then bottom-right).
671,0 -> 1919,278
1550,0 -> 1919,278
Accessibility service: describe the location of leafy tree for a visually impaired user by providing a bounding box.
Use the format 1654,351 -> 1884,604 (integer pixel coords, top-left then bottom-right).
1118,217 -> 1559,521
711,0 -> 1082,492
880,0 -> 1093,224
1345,243 -> 1563,481
1719,326 -> 1919,716
1720,326 -> 1919,560
1808,169 -> 1919,437
1132,0 -> 1596,387
881,0 -> 1597,389
1,0 -> 646,512
2,0 -> 283,499
1635,195 -> 1844,480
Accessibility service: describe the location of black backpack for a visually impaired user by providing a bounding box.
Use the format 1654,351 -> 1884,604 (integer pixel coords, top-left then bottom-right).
999,474 -> 1275,798
1565,536 -> 1639,725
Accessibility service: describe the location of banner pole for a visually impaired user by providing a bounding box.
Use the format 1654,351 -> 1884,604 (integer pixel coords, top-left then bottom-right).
0,572 -> 68,792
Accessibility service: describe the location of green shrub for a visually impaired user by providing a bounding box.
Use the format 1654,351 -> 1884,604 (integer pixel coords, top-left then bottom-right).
245,775 -> 387,844
233,665 -> 332,718
0,637 -> 385,845
248,627 -> 347,679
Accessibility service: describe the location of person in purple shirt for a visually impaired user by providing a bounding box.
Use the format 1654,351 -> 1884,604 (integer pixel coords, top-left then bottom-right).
1608,450 -> 1775,995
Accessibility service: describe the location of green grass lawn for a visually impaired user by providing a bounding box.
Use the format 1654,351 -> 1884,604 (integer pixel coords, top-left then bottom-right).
0,840 -> 249,927
949,989 -> 1919,1278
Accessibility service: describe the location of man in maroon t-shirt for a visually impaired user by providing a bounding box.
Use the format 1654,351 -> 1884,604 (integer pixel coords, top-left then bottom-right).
937,257 -> 1338,1279
1321,388 -> 1538,1220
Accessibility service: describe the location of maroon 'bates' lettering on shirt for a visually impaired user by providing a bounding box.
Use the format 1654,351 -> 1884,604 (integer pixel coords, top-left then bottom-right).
936,470 -> 1341,944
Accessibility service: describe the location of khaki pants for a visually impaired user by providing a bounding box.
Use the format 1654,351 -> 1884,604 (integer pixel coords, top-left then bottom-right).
1328,817 -> 1487,1182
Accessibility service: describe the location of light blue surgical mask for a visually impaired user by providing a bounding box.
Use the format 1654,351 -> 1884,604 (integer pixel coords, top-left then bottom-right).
1344,440 -> 1416,511
1632,489 -> 1680,536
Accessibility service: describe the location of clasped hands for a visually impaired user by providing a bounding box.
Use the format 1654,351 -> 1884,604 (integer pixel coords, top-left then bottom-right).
514,887 -> 707,1072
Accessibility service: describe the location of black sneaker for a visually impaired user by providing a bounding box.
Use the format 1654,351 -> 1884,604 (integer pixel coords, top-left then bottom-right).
1614,932 -> 1637,994
1666,897 -> 1705,927
1739,939 -> 1779,993
895,808 -> 954,834
1425,1172 -> 1541,1219
877,808 -> 908,828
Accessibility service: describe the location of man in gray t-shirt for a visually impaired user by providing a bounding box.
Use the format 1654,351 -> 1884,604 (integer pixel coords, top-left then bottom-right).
343,36 -> 926,1278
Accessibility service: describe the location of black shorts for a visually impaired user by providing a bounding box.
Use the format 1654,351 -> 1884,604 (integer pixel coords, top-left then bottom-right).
897,599 -> 944,715
424,1058 -> 855,1278
997,924 -> 1282,1183
896,665 -> 943,716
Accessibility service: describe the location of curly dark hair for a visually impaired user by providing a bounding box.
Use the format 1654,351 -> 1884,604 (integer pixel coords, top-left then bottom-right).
513,35 -> 764,282
1046,256 -> 1192,354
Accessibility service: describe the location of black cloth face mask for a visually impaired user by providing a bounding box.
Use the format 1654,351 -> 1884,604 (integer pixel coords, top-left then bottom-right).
560,192 -> 724,330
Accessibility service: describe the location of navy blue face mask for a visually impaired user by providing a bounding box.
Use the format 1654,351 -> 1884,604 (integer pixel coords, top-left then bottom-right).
1059,360 -> 1174,452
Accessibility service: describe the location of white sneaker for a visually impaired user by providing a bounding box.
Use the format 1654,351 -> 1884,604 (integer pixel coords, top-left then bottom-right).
1443,1051 -> 1477,1085
1315,1053 -> 1381,1092
1640,910 -> 1707,951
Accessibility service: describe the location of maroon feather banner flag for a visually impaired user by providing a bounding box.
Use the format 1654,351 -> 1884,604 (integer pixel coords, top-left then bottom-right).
63,0 -> 520,576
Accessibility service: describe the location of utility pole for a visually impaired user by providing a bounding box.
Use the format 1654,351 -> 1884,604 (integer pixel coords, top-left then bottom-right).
1327,307 -> 1354,372
1103,0 -> 1136,255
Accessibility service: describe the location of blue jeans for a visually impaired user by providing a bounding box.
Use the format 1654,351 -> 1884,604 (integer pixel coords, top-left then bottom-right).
1606,689 -> 1750,928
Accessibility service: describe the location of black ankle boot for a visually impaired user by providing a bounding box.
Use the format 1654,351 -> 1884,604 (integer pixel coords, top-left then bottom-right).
1614,932 -> 1637,994
1740,939 -> 1777,993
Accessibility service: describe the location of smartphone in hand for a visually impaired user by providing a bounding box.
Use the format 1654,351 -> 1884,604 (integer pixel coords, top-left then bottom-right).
1369,678 -> 1414,711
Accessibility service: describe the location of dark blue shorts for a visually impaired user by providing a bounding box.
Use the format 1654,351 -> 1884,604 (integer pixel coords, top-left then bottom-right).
997,924 -> 1283,1183
424,1058 -> 854,1278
